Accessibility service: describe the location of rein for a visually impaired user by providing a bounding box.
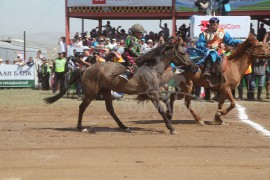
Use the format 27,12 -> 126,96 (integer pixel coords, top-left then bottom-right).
171,44 -> 190,66
245,46 -> 270,58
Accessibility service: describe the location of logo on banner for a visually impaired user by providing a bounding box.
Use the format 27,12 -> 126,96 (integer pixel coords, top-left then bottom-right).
200,20 -> 209,31
93,0 -> 106,4
200,20 -> 241,32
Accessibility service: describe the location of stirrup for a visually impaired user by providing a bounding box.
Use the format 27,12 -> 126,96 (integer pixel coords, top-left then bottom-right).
119,74 -> 129,81
202,72 -> 211,78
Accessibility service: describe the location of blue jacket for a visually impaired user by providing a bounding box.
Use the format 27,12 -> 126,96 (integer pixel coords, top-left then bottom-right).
195,31 -> 241,63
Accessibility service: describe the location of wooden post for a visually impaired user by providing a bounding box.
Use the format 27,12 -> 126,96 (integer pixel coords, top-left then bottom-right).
172,0 -> 176,37
65,0 -> 70,54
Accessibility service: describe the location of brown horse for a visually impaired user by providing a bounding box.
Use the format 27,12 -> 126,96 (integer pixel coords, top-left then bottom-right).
44,40 -> 192,134
167,34 -> 270,125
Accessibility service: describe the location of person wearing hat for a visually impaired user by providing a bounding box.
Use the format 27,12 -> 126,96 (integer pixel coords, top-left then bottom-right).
52,52 -> 67,94
96,38 -> 105,48
104,38 -> 114,50
196,17 -> 241,78
13,59 -> 19,65
118,24 -> 146,80
0,59 -> 3,65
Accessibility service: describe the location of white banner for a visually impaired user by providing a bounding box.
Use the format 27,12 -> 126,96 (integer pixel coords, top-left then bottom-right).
68,0 -> 172,7
0,65 -> 35,87
190,16 -> 251,39
0,65 -> 34,80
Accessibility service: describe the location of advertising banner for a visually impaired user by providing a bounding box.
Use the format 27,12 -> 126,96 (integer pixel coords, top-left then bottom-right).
68,0 -> 172,7
190,16 -> 250,39
0,65 -> 35,87
176,0 -> 270,12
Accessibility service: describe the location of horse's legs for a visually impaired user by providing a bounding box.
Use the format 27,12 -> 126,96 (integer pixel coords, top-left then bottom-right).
166,93 -> 176,120
214,87 -> 236,124
77,97 -> 94,129
151,92 -> 177,135
101,90 -> 129,131
184,94 -> 204,125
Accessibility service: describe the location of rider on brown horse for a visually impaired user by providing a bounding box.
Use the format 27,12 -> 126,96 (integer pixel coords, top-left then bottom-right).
196,17 -> 242,78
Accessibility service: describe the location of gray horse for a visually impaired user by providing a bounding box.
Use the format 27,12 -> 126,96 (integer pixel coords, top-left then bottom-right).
44,39 -> 193,134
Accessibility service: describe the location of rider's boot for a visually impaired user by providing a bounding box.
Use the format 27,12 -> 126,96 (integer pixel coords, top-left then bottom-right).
202,59 -> 212,78
119,69 -> 133,81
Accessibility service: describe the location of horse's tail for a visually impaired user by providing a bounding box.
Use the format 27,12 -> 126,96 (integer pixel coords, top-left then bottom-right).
43,68 -> 84,104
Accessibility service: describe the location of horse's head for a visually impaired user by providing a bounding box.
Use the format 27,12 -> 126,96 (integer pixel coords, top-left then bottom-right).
236,34 -> 270,59
168,37 -> 193,67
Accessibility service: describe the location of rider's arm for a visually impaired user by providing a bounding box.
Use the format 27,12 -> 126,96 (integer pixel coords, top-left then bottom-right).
126,38 -> 140,57
196,33 -> 209,52
223,32 -> 242,47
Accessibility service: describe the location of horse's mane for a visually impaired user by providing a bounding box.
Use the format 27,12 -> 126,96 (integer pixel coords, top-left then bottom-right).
228,34 -> 257,60
140,43 -> 174,63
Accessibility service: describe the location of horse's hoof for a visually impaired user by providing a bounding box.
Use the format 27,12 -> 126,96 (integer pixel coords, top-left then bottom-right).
170,130 -> 178,135
81,128 -> 89,133
124,127 -> 131,132
198,120 -> 205,126
208,121 -> 220,125
219,121 -> 225,125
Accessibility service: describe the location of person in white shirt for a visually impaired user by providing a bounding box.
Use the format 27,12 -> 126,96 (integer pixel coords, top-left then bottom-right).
104,38 -> 114,50
58,37 -> 66,53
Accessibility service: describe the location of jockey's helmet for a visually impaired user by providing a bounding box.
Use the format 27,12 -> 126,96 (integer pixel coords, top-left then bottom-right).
130,24 -> 145,34
209,17 -> 219,24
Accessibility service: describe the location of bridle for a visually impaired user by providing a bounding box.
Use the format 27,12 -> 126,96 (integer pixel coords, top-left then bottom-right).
245,45 -> 270,58
171,44 -> 191,66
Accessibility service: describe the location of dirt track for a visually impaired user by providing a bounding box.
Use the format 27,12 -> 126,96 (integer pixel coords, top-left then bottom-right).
0,89 -> 270,179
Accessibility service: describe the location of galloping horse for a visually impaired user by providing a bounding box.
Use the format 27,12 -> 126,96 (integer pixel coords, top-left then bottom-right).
167,34 -> 270,125
44,39 -> 192,134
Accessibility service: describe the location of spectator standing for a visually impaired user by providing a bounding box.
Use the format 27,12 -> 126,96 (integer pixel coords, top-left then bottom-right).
67,39 -> 76,58
250,23 -> 256,36
266,59 -> 270,99
251,59 -> 267,100
5,59 -> 10,64
234,65 -> 252,100
35,50 -> 43,89
159,20 -> 170,41
18,58 -> 25,66
27,57 -> 34,67
52,52 -> 67,94
58,37 -> 66,54
100,21 -> 112,37
41,58 -> 50,90
195,0 -> 212,15
263,32 -> 270,99
13,59 -> 19,65
257,23 -> 267,42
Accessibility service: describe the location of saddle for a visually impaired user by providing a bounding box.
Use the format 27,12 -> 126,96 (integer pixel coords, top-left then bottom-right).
203,56 -> 229,87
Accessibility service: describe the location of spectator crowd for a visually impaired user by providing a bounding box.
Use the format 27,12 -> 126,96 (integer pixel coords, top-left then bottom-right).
1,1 -> 270,102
